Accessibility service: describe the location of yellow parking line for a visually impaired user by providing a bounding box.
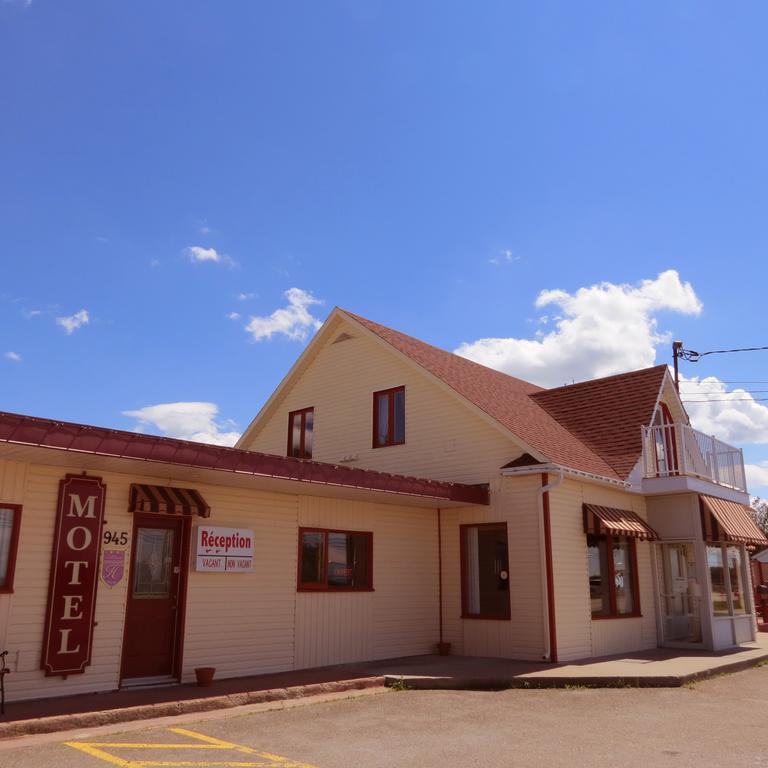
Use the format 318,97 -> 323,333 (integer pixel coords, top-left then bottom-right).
64,727 -> 318,768
64,741 -> 131,767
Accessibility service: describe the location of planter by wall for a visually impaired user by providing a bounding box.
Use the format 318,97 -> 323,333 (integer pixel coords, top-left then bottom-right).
194,666 -> 216,687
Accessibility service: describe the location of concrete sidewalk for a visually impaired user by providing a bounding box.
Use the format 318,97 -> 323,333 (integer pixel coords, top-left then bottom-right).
378,635 -> 768,689
2,636 -> 767,739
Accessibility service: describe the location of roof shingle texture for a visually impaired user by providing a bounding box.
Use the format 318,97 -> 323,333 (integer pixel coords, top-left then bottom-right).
343,310 -> 668,481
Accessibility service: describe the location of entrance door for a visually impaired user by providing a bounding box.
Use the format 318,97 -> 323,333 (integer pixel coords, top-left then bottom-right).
122,515 -> 187,681
657,542 -> 702,644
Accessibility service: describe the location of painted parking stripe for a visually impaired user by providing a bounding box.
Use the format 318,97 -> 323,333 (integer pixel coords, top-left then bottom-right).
64,726 -> 317,768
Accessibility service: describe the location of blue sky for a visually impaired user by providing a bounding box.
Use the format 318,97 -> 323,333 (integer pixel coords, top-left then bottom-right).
2,1 -> 768,492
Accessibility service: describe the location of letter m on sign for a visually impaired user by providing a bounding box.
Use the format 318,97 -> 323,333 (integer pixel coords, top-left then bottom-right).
68,495 -> 98,519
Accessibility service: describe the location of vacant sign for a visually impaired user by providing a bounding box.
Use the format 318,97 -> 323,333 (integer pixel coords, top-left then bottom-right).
195,526 -> 254,572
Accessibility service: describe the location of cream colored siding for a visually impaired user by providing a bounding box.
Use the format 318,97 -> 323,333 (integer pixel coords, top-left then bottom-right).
294,496 -> 439,668
550,479 -> 657,661
242,322 -> 521,484
440,476 -> 545,660
182,486 -> 298,680
2,457 -> 447,701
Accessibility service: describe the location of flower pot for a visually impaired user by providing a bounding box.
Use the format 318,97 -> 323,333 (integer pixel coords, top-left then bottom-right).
436,641 -> 451,656
194,666 -> 216,687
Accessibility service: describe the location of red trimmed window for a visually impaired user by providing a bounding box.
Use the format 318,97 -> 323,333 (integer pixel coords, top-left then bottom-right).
298,528 -> 373,591
460,523 -> 510,619
287,407 -> 314,459
373,386 -> 405,448
587,533 -> 641,618
0,504 -> 22,593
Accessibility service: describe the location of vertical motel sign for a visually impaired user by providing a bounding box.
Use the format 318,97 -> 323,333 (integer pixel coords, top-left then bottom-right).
41,474 -> 106,676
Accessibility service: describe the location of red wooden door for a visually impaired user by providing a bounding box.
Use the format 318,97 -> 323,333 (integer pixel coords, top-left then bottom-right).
122,515 -> 186,680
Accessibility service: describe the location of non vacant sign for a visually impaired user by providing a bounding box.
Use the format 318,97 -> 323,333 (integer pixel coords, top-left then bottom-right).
195,526 -> 254,572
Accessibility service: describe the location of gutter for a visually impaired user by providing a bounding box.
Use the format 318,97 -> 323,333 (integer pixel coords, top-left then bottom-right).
538,469 -> 564,663
502,462 -> 629,490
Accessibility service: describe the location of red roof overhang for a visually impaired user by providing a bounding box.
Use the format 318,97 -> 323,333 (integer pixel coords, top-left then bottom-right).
0,411 -> 489,507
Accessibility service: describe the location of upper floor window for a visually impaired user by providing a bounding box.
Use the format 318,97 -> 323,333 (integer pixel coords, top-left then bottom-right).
288,407 -> 314,459
0,504 -> 22,593
373,386 -> 405,448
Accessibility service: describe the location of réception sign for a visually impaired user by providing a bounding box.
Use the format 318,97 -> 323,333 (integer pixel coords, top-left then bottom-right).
41,474 -> 106,677
195,526 -> 254,572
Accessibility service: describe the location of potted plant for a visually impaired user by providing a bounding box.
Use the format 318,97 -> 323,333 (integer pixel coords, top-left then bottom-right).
194,666 -> 216,687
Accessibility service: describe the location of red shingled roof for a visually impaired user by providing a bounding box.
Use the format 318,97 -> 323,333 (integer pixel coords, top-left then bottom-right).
0,411 -> 489,506
531,365 -> 668,479
343,311 -> 669,481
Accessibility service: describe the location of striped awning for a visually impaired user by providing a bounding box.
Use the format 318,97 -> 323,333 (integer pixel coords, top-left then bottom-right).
129,484 -> 210,518
700,495 -> 767,547
583,504 -> 659,541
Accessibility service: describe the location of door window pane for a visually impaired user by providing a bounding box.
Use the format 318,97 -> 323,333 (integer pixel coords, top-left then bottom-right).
462,524 -> 510,619
133,528 -> 173,597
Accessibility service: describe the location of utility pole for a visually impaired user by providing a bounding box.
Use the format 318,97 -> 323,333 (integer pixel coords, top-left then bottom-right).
672,340 -> 683,392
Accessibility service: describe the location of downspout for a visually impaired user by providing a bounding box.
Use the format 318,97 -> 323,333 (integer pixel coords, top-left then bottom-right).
437,508 -> 444,648
539,469 -> 564,662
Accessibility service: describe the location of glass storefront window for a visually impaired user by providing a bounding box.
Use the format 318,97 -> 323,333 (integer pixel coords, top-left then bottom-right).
707,542 -> 749,617
707,545 -> 729,616
727,546 -> 746,615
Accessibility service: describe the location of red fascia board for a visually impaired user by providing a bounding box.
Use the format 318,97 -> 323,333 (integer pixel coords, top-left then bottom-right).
0,411 -> 489,506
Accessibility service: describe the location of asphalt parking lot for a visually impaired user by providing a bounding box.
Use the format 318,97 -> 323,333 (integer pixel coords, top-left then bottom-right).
3,665 -> 768,768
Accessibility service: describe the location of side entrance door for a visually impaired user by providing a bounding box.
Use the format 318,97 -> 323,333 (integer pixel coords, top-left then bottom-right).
122,514 -> 187,682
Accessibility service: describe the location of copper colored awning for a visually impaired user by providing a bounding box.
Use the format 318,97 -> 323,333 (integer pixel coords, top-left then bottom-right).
583,504 -> 659,541
130,484 -> 210,518
700,495 -> 767,547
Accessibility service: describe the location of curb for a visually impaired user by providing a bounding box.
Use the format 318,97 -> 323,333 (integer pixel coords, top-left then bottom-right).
384,651 -> 768,690
0,676 -> 385,740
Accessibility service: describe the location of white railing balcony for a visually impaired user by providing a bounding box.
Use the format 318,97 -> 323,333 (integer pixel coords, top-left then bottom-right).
641,423 -> 747,492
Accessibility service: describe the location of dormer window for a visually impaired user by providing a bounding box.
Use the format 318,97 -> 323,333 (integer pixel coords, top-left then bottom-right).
373,386 -> 405,448
288,407 -> 314,459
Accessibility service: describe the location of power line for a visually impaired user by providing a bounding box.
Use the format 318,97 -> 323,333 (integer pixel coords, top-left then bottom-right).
682,398 -> 768,403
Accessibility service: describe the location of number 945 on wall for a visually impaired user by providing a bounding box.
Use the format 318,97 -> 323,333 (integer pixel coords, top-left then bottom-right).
103,530 -> 129,547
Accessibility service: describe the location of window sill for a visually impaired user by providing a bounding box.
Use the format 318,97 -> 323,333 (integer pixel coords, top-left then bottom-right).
591,613 -> 643,621
372,441 -> 405,450
0,587 -> 14,595
297,587 -> 375,593
461,613 -> 511,621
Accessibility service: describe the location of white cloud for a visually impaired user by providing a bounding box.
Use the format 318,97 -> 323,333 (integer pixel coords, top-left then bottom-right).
237,292 -> 255,301
680,374 -> 768,445
227,312 -> 242,321
455,270 -> 702,387
245,288 -> 323,342
746,462 -> 768,492
185,246 -> 235,267
489,249 -> 520,266
56,309 -> 90,335
123,402 -> 240,447
4,351 -> 21,363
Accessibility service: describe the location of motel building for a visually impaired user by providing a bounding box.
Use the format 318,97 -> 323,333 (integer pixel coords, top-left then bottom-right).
0,308 -> 765,704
